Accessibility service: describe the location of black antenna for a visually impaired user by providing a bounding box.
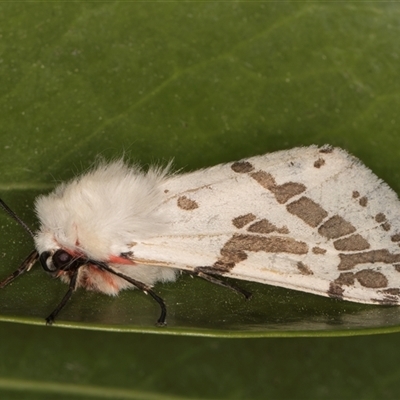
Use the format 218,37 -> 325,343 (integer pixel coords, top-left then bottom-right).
0,198 -> 35,238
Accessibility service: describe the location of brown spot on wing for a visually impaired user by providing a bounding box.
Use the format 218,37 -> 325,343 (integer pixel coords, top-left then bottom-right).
375,213 -> 386,223
286,197 -> 328,227
318,215 -> 356,239
213,260 -> 236,271
352,191 -> 360,198
215,250 -> 248,271
231,161 -> 254,173
313,158 -> 325,168
391,234 -> 400,242
382,222 -> 391,231
359,196 -> 368,207
328,282 -> 344,299
250,171 -> 276,190
330,269 -> 388,297
338,250 -> 400,270
247,219 -> 289,234
355,270 -> 388,288
215,234 -> 308,271
297,261 -> 313,275
250,171 -> 306,204
333,234 -> 370,251
177,196 -> 199,210
272,182 -> 307,204
334,272 -> 355,286
312,246 -> 327,255
381,288 -> 400,296
372,297 -> 398,305
222,234 -> 308,254
232,213 -> 256,229
319,146 -> 333,154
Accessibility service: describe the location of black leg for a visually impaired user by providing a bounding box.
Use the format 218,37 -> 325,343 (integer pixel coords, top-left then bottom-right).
188,267 -> 252,300
0,250 -> 39,288
94,262 -> 167,326
45,268 -> 79,325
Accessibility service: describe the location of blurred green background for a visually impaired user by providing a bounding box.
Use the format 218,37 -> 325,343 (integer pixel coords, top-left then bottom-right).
1,2 -> 400,398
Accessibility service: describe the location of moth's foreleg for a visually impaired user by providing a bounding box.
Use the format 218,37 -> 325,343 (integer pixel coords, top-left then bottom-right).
94,262 -> 167,326
0,249 -> 39,288
45,268 -> 79,325
189,267 -> 252,300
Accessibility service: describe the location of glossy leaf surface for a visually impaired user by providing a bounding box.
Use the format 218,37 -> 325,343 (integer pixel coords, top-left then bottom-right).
1,2 -> 400,398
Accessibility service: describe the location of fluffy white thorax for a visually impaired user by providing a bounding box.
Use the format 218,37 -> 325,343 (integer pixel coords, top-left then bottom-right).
34,160 -> 170,260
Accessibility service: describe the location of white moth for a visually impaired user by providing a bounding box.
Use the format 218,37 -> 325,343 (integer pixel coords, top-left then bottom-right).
1,144 -> 400,325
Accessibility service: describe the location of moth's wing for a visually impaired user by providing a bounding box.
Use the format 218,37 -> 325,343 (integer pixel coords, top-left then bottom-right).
132,145 -> 400,305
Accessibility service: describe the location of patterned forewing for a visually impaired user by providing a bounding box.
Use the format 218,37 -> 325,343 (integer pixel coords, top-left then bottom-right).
132,146 -> 400,305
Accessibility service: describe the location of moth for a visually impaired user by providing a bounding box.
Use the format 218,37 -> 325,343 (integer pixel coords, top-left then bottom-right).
1,144 -> 400,325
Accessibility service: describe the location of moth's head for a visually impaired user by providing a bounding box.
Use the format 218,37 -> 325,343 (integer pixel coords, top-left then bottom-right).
34,223 -> 98,278
39,248 -> 87,277
0,198 -> 89,278
33,222 -> 85,276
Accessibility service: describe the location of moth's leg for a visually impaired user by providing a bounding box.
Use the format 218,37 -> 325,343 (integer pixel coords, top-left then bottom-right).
46,268 -> 79,325
188,267 -> 252,300
94,262 -> 167,326
0,250 -> 39,288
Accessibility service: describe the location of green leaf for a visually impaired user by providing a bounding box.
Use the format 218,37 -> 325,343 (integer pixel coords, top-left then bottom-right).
1,1 -> 400,337
1,2 -> 400,398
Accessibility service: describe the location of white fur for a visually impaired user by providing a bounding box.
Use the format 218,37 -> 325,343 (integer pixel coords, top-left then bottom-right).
35,160 -> 170,259
34,160 -> 177,292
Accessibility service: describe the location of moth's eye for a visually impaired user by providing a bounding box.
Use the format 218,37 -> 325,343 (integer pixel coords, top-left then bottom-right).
39,251 -> 55,272
52,249 -> 73,270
